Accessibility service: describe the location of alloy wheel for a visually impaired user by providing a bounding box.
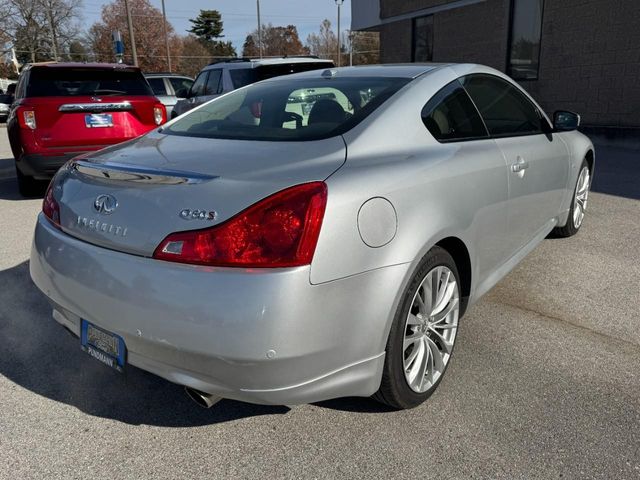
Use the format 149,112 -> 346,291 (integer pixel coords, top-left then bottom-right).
573,166 -> 590,229
402,265 -> 459,393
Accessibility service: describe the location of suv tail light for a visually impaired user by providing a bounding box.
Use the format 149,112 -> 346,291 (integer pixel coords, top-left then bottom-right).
153,182 -> 327,268
19,108 -> 37,129
42,182 -> 60,228
154,104 -> 165,125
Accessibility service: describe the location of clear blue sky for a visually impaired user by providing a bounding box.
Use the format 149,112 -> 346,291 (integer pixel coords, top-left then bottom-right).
82,0 -> 352,50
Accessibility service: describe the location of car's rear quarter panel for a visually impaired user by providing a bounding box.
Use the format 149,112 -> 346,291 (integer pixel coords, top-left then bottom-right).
313,68 -> 509,293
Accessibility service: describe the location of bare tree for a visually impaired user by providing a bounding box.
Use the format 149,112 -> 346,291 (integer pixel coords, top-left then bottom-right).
40,0 -> 83,60
0,0 -> 83,64
345,30 -> 379,65
306,19 -> 339,64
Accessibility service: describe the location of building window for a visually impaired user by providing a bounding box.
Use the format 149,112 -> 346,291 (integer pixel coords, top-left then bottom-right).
508,0 -> 544,80
413,15 -> 434,62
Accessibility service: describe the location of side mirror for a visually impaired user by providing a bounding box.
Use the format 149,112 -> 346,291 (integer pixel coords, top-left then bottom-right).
553,110 -> 580,132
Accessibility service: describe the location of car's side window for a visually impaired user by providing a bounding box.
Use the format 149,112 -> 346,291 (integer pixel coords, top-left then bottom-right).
190,72 -> 208,97
205,70 -> 222,96
169,78 -> 193,98
421,80 -> 489,142
461,74 -> 544,137
147,78 -> 167,96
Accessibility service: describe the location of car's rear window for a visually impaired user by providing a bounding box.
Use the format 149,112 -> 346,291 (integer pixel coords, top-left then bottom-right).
26,67 -> 153,97
164,76 -> 410,142
229,62 -> 335,89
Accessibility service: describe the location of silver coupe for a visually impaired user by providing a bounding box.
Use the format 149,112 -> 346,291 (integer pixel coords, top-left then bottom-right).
30,64 -> 594,409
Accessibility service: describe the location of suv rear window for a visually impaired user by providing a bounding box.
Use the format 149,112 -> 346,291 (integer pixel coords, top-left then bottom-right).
26,68 -> 153,97
164,76 -> 410,142
229,62 -> 335,89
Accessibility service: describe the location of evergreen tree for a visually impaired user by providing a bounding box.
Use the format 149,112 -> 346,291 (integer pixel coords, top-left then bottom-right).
188,9 -> 236,58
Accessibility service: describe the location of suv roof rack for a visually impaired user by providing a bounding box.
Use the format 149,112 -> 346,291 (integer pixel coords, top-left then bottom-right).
145,72 -> 178,75
207,55 -> 321,66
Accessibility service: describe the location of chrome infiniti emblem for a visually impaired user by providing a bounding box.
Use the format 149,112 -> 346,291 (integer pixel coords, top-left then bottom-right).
94,194 -> 118,214
179,209 -> 217,221
91,96 -> 102,102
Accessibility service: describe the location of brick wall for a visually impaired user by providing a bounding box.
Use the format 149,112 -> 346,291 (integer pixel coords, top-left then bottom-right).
433,0 -> 509,71
379,20 -> 414,63
374,0 -> 640,127
524,0 -> 640,127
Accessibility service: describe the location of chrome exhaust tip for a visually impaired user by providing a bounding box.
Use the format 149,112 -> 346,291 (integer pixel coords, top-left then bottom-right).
184,387 -> 222,409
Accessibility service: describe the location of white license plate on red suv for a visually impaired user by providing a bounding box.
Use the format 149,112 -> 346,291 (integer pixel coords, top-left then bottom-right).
85,113 -> 113,128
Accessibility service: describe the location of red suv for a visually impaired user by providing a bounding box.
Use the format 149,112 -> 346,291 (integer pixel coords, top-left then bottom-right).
8,63 -> 166,195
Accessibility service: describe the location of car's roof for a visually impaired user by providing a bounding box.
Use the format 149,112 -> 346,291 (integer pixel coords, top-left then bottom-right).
24,62 -> 140,71
144,73 -> 193,78
264,63 -> 453,81
205,57 -> 334,70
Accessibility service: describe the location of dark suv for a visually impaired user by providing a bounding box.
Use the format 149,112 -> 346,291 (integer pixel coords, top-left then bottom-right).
172,57 -> 334,118
8,63 -> 166,195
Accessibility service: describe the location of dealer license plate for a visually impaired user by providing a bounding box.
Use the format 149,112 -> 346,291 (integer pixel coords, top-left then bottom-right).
80,320 -> 126,372
85,113 -> 113,128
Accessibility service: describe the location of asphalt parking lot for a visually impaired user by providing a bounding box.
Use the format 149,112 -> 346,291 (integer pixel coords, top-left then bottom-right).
0,127 -> 638,479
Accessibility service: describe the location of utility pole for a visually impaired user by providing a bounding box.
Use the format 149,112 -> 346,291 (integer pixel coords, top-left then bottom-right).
161,0 -> 171,71
349,30 -> 354,66
256,0 -> 262,58
335,0 -> 344,66
45,2 -> 59,61
124,0 -> 138,66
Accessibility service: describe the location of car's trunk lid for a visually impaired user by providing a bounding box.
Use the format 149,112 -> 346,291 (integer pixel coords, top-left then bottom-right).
55,130 -> 346,257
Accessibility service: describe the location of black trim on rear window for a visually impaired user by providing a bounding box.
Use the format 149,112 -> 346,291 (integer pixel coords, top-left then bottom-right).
163,76 -> 411,142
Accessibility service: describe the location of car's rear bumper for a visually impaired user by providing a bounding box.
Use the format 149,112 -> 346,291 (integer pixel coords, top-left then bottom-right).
17,152 -> 89,179
30,214 -> 409,405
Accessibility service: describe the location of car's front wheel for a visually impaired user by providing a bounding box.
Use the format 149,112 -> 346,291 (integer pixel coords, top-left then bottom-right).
374,246 -> 461,409
553,159 -> 590,237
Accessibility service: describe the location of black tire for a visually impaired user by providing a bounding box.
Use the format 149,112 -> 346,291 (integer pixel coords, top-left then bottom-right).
16,165 -> 44,197
373,246 -> 462,410
552,159 -> 590,238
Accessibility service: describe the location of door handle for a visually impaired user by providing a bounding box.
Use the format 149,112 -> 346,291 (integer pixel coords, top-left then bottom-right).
511,162 -> 529,173
511,158 -> 529,173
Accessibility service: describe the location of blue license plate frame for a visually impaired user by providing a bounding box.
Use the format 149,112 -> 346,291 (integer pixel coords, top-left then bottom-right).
80,319 -> 126,372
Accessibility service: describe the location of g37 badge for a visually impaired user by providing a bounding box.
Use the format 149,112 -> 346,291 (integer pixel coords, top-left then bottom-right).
179,209 -> 217,221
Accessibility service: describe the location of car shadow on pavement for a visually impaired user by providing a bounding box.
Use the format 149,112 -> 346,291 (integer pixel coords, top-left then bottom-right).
313,397 -> 397,413
0,175 -> 47,201
0,261 -> 291,426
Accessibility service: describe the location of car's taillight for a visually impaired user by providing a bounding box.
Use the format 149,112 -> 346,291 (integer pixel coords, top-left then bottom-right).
154,105 -> 165,125
20,109 -> 36,129
153,182 -> 328,268
42,182 -> 60,228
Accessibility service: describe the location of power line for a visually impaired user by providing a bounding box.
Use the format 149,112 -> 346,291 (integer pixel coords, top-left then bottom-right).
82,9 -> 329,20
